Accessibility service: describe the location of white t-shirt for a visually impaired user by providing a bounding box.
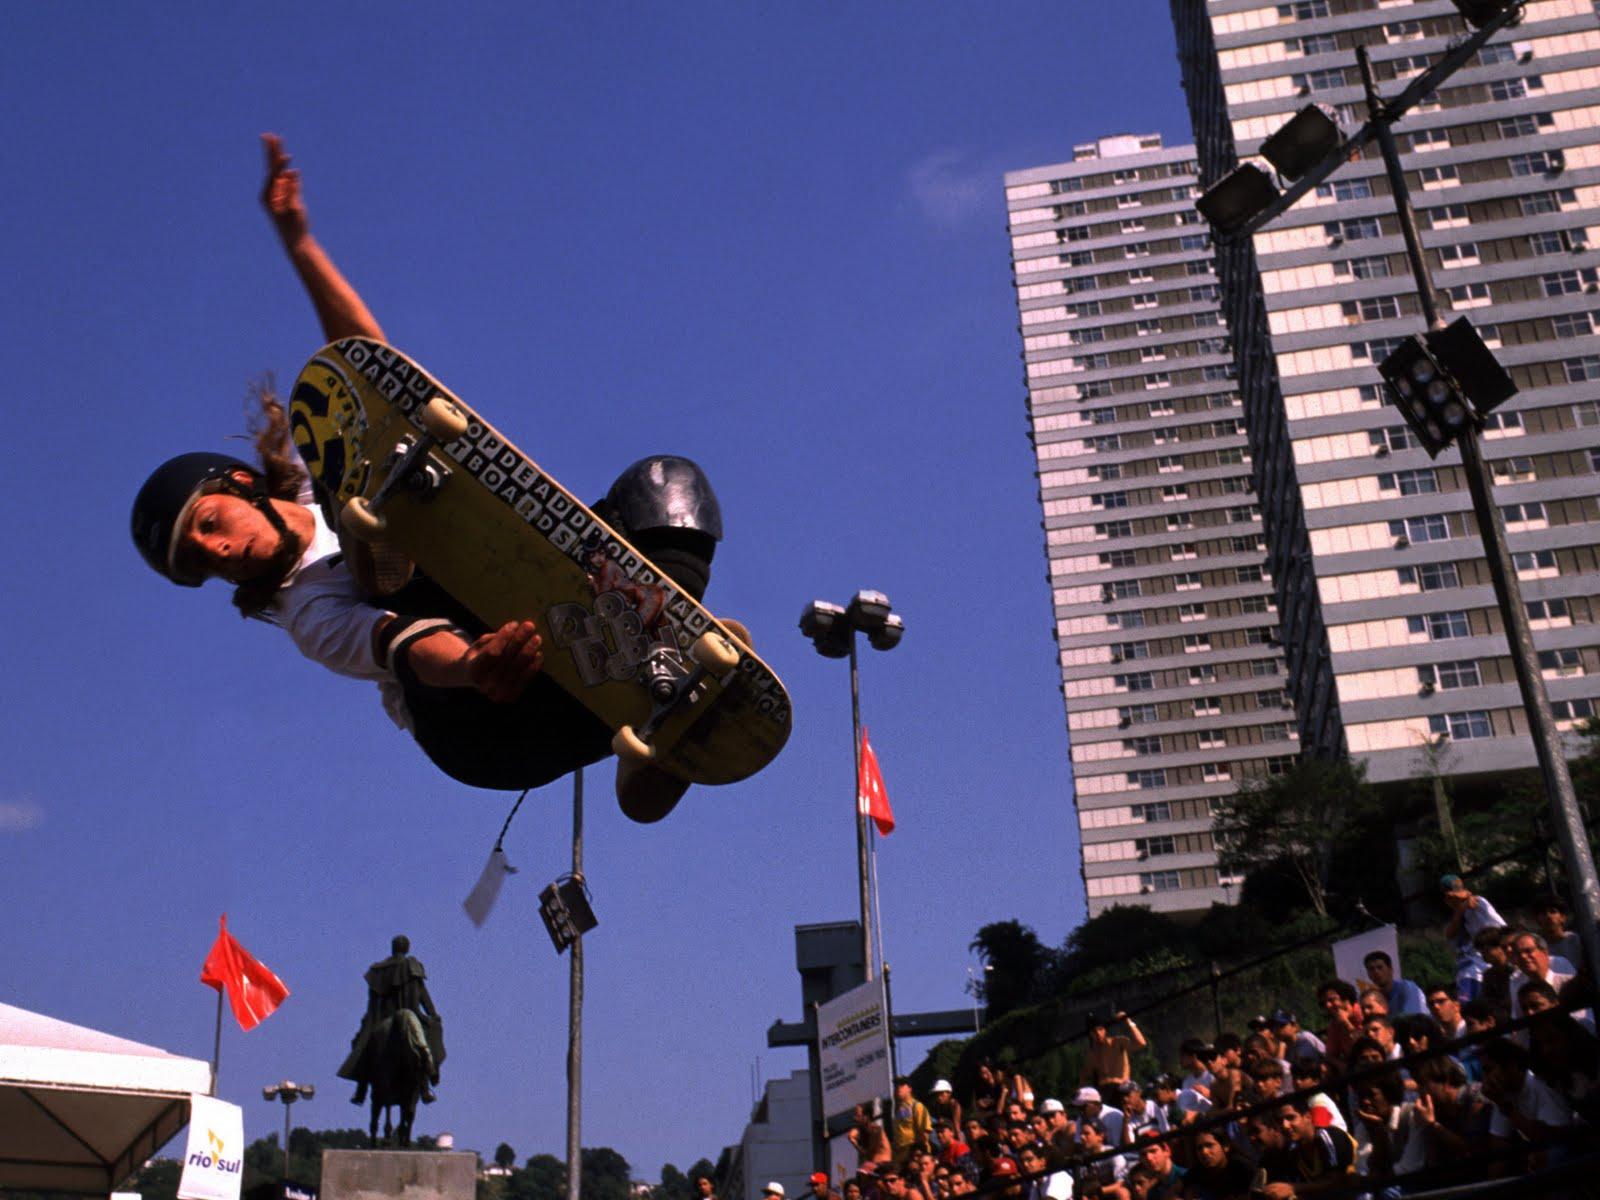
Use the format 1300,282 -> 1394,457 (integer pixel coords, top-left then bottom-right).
1488,1070 -> 1574,1139
261,492 -> 410,730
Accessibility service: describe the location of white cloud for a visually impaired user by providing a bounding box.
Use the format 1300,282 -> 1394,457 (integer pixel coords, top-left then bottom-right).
907,149 -> 996,231
0,800 -> 43,833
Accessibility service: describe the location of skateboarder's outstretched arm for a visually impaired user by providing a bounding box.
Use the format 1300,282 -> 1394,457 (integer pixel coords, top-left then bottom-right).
261,133 -> 386,344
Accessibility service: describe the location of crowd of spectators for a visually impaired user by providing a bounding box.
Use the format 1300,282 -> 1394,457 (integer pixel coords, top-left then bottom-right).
813,881 -> 1595,1199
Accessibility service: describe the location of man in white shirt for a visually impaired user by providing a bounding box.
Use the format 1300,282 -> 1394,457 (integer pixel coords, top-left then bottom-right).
1507,932 -> 1579,1021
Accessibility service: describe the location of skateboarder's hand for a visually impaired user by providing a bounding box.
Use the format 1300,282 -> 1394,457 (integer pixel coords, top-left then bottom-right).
261,133 -> 309,246
465,620 -> 544,702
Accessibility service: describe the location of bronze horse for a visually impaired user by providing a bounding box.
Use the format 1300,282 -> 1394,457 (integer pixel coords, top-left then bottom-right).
363,1010 -> 434,1147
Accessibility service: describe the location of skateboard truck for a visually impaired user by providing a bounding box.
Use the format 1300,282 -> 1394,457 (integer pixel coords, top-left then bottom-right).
612,631 -> 741,763
341,397 -> 468,539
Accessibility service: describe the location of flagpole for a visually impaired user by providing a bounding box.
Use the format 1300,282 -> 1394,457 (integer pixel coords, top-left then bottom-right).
210,991 -> 222,1095
849,637 -> 873,982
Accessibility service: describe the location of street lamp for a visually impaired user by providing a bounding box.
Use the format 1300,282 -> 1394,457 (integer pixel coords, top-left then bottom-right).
262,1081 -> 314,1191
1195,0 -> 1599,977
800,590 -> 906,978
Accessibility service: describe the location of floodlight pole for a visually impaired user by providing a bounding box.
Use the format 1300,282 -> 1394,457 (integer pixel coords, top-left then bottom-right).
1351,43 -> 1600,979
567,768 -> 583,1200
850,636 -> 874,982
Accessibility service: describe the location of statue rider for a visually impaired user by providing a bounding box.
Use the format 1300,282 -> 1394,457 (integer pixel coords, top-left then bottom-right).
339,935 -> 444,1105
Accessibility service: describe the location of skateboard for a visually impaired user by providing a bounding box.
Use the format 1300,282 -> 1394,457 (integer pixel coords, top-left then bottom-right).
288,338 -> 791,786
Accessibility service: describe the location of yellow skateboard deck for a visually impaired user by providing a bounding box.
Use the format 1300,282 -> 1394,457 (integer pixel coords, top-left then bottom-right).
289,338 -> 791,786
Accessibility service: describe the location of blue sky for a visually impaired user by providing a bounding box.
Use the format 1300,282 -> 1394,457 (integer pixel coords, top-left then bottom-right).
1,0 -> 1191,1178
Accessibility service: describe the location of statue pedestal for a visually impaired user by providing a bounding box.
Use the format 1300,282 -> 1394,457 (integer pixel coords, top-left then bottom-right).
320,1150 -> 476,1200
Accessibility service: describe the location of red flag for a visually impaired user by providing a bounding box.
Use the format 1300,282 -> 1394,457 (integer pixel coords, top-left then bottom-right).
199,915 -> 290,1031
858,727 -> 895,836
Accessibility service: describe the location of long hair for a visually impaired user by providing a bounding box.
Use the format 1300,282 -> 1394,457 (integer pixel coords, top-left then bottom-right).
232,376 -> 310,617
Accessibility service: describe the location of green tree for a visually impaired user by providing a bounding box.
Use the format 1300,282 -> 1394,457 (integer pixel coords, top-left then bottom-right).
508,1153 -> 566,1200
496,1143 -> 518,1169
581,1147 -> 633,1200
657,1162 -> 693,1200
1213,757 -> 1381,917
969,920 -> 1055,1021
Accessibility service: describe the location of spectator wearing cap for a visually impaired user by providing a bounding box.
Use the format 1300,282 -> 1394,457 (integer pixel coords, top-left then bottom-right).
1533,897 -> 1585,975
985,1157 -> 1024,1200
1079,1011 -> 1147,1088
1365,951 -> 1428,1018
808,1173 -> 841,1200
1270,1010 -> 1325,1063
1316,979 -> 1363,1073
1441,874 -> 1506,1001
1070,1086 -> 1104,1133
1017,1142 -> 1072,1200
891,1078 -> 933,1169
1144,1077 -> 1180,1129
927,1079 -> 961,1132
1038,1098 -> 1076,1160
761,1184 -> 787,1200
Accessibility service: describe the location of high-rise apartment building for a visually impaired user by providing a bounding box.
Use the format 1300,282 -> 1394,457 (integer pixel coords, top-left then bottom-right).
1169,0 -> 1600,787
1005,134 -> 1300,916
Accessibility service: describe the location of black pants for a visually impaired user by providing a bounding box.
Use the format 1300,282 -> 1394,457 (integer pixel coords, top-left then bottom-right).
386,577 -> 614,790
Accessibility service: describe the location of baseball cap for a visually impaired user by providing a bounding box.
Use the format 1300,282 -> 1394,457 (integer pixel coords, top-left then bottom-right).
1270,1009 -> 1297,1027
1440,873 -> 1465,891
810,1174 -> 829,1187
763,1185 -> 786,1198
1072,1086 -> 1102,1106
990,1160 -> 1018,1178
932,1078 -> 953,1093
1039,1098 -> 1064,1114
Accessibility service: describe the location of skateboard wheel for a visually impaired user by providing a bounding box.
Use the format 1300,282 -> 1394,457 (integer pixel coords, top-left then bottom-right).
418,397 -> 469,442
613,725 -> 656,763
691,631 -> 740,674
341,496 -> 387,540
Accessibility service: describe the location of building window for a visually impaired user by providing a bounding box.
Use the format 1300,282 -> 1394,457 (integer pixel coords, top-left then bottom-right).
1105,579 -> 1143,600
1430,204 -> 1470,230
1538,648 -> 1583,677
1428,710 -> 1493,741
1137,835 -> 1176,857
1553,699 -> 1596,724
1193,696 -> 1221,717
1378,469 -> 1438,496
1420,660 -> 1481,691
1141,870 -> 1182,893
1343,255 -> 1393,279
1317,178 -> 1372,201
1127,769 -> 1168,789
1125,735 -> 1163,754
1203,762 -> 1232,782
1130,801 -> 1171,822
1439,242 -> 1479,267
1510,149 -> 1562,176
1295,68 -> 1347,92
1389,514 -> 1450,544
1553,312 -> 1594,339
1529,231 -> 1570,256
1115,672 -> 1155,692
1527,598 -> 1569,626
1445,280 -> 1491,306
1278,0 -> 1330,17
1119,704 -> 1159,724
1522,189 -> 1575,217
1328,216 -> 1382,242
1490,456 -> 1535,482
1565,356 -> 1600,383
1408,611 -> 1471,641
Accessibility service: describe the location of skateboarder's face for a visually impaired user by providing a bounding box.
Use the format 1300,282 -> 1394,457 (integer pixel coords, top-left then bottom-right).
179,490 -> 286,583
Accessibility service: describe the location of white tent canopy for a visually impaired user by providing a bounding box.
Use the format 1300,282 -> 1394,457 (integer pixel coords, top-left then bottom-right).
0,1000 -> 212,1194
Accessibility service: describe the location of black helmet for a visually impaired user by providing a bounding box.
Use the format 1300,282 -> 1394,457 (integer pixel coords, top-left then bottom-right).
599,455 -> 723,541
131,452 -> 258,586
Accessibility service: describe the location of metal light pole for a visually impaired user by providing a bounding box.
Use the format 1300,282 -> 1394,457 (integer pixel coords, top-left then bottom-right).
800,592 -> 906,980
1197,0 -> 1600,976
262,1081 -> 314,1191
567,769 -> 584,1200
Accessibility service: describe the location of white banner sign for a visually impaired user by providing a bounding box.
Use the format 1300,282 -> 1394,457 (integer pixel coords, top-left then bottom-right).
816,979 -> 892,1122
1332,924 -> 1401,992
177,1093 -> 245,1200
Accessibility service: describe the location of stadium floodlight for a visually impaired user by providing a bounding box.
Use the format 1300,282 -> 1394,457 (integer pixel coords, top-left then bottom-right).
1260,105 -> 1345,182
1196,163 -> 1280,236
1377,317 -> 1516,458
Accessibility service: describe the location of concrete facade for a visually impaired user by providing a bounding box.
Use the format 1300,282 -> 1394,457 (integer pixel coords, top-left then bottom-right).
320,1150 -> 477,1200
1004,134 -> 1299,916
731,1070 -> 815,1200
1169,0 -> 1600,784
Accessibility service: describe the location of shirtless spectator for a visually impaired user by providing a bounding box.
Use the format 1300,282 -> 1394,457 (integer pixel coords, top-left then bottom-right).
850,1102 -> 893,1168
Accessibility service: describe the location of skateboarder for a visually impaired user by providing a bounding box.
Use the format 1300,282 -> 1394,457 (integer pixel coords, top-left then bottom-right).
131,135 -> 718,819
